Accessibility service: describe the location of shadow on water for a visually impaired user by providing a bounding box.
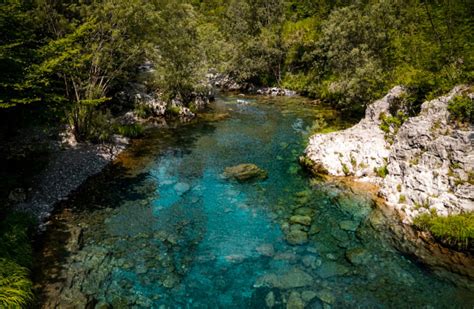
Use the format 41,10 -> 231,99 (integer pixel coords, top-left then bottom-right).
34,95 -> 474,308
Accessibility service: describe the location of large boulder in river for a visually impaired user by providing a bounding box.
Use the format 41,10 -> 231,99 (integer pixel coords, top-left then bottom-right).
223,164 -> 268,182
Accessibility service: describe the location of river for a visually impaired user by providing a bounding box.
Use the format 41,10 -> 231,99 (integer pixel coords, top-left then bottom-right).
35,94 -> 474,308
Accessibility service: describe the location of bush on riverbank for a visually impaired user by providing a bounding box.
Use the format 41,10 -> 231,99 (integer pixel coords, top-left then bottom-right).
116,124 -> 145,138
0,212 -> 35,307
414,212 -> 474,250
0,258 -> 34,307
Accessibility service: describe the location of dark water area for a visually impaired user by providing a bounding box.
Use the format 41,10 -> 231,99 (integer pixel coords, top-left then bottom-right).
35,95 -> 474,308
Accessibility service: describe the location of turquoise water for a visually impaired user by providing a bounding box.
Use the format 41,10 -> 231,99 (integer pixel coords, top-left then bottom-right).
38,95 -> 474,308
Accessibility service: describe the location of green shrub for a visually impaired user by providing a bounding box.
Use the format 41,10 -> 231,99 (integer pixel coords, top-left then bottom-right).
0,212 -> 35,307
399,194 -> 406,203
448,95 -> 473,124
341,163 -> 350,176
413,212 -> 474,249
116,124 -> 145,138
0,258 -> 34,307
85,110 -> 115,143
167,105 -> 181,116
134,103 -> 153,118
374,164 -> 389,178
379,111 -> 408,143
413,213 -> 431,228
349,153 -> 357,168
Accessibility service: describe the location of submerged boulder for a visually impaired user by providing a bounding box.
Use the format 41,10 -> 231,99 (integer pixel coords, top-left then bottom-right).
289,215 -> 312,226
345,247 -> 371,266
223,163 -> 268,182
255,268 -> 314,289
286,229 -> 309,245
287,291 -> 305,309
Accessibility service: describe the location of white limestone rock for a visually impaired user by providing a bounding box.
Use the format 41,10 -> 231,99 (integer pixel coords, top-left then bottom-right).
304,85 -> 474,221
305,86 -> 405,178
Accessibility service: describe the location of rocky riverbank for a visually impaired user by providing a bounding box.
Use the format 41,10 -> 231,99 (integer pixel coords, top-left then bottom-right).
303,85 -> 474,223
9,87 -> 213,227
12,135 -> 129,227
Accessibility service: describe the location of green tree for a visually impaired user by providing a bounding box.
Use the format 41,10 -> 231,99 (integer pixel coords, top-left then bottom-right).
26,0 -> 158,140
0,1 -> 39,108
151,1 -> 206,103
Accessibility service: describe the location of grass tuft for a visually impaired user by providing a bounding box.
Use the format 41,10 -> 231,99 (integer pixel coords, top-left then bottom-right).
413,212 -> 474,250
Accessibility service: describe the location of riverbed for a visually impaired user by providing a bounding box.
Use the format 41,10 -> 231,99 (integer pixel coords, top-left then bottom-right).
35,95 -> 474,308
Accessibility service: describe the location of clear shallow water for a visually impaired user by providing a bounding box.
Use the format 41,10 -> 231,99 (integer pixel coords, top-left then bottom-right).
37,95 -> 474,308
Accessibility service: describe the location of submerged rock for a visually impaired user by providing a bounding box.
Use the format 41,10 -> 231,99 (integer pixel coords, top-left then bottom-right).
223,163 -> 268,182
286,229 -> 309,245
289,215 -> 312,226
265,291 -> 276,308
255,268 -> 314,289
287,291 -> 304,309
308,225 -> 321,235
345,247 -> 371,266
162,273 -> 180,288
316,261 -> 349,278
257,243 -> 275,257
301,291 -> 317,303
302,255 -> 320,269
173,182 -> 190,194
65,225 -> 83,252
339,220 -> 359,232
315,289 -> 335,304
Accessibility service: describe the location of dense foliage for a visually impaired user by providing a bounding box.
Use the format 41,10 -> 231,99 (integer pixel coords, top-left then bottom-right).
196,0 -> 473,114
0,0 -> 205,140
1,0 -> 473,129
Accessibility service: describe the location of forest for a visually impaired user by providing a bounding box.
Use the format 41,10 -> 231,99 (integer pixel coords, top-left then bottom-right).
0,0 -> 473,307
1,0 -> 473,131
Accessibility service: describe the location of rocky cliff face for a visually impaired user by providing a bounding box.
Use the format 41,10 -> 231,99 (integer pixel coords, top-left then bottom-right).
304,86 -> 474,222
304,86 -> 405,180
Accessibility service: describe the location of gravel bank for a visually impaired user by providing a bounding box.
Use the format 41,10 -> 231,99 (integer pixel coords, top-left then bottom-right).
15,136 -> 128,227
